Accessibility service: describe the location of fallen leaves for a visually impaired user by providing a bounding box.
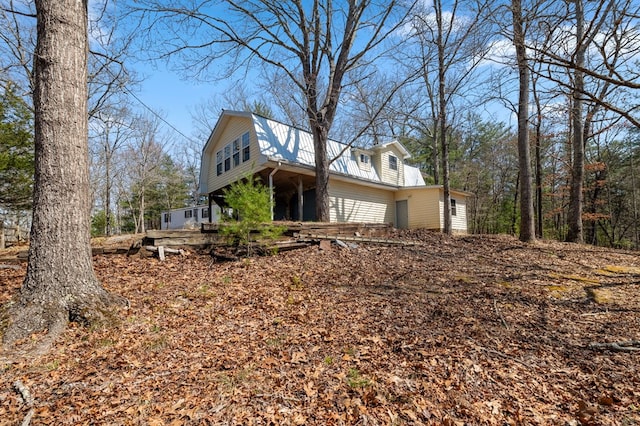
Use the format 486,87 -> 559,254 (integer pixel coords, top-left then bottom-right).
1,232 -> 639,424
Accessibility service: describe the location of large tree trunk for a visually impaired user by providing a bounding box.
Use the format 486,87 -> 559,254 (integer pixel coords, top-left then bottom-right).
566,0 -> 585,243
533,79 -> 544,239
312,124 -> 330,222
512,0 -> 536,242
3,0 -> 124,347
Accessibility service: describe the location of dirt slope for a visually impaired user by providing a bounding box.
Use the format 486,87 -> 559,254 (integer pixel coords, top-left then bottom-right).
1,232 -> 639,425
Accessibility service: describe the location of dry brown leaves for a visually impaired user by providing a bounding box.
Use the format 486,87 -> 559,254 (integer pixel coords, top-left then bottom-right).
1,232 -> 639,425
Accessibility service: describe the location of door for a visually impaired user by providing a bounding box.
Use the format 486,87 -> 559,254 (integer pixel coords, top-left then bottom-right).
396,200 -> 408,229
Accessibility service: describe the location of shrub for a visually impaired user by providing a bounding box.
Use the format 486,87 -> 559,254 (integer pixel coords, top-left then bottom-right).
220,174 -> 284,254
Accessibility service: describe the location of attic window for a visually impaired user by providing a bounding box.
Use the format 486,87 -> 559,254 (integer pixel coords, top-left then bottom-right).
389,155 -> 398,171
360,153 -> 370,164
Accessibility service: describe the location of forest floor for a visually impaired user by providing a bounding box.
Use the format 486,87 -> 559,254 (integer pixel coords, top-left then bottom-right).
1,231 -> 639,425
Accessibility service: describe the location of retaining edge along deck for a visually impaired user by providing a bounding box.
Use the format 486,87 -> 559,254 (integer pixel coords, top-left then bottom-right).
202,221 -> 394,238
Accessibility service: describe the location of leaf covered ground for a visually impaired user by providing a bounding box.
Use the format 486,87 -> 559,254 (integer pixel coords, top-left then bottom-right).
1,232 -> 640,425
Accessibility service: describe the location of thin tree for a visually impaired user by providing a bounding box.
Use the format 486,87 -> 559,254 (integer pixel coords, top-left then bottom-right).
405,0 -> 492,234
131,0 -> 415,221
523,0 -> 636,242
3,0 -> 125,349
91,104 -> 135,235
121,114 -> 167,233
511,0 -> 536,242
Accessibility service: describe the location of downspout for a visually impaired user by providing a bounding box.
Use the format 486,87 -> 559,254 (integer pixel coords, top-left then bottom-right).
269,163 -> 281,221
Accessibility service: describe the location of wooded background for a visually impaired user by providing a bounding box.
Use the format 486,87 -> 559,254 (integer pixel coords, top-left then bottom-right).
1,0 -> 639,248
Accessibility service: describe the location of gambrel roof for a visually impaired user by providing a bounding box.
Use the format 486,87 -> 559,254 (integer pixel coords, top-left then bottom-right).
253,114 -> 425,186
199,110 -> 425,194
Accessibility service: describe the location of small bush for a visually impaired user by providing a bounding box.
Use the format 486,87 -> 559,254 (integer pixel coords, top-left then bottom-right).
220,174 -> 285,255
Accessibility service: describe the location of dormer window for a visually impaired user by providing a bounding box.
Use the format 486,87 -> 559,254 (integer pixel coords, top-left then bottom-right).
356,150 -> 371,171
389,155 -> 398,171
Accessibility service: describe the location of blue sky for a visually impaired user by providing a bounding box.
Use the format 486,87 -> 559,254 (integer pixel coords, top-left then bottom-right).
134,66 -> 211,146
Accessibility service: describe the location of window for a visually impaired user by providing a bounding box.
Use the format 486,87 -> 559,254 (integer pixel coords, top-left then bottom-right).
202,208 -> 209,219
242,132 -> 250,162
164,213 -> 171,223
451,199 -> 457,216
389,155 -> 398,171
233,139 -> 240,167
184,210 -> 193,219
360,153 -> 369,164
193,209 -> 199,220
216,150 -> 223,176
224,144 -> 231,172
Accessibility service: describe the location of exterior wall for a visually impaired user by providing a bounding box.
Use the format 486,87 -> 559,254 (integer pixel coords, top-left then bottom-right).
374,145 -> 405,186
396,188 -> 442,230
206,116 -> 264,193
160,205 -> 221,230
450,193 -> 468,232
328,180 -> 395,224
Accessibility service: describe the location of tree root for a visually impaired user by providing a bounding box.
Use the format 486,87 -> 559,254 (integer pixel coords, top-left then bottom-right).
1,290 -> 128,360
588,340 -> 640,352
13,380 -> 35,426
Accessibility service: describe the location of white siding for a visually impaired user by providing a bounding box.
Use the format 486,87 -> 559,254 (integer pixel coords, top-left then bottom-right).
328,180 -> 395,223
394,187 -> 468,232
375,146 -> 405,186
450,194 -> 468,233
160,205 -> 221,230
207,117 -> 263,193
396,188 -> 441,230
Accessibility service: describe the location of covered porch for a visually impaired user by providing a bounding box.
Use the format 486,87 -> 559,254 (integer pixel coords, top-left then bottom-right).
208,165 -> 317,222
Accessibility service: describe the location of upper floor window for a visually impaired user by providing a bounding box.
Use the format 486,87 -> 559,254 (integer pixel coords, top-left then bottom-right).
216,132 -> 251,176
233,139 -> 240,167
242,132 -> 250,162
451,199 -> 457,216
224,144 -> 232,172
389,155 -> 398,171
216,150 -> 223,176
360,153 -> 370,164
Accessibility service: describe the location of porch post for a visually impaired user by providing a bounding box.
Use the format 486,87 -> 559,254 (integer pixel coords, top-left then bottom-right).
269,166 -> 280,221
208,193 -> 213,222
297,177 -> 304,222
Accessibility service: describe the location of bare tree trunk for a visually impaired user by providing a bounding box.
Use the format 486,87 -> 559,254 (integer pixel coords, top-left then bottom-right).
512,0 -> 536,242
105,148 -> 112,236
312,124 -> 330,221
435,0 -> 452,235
566,0 -> 585,243
3,0 -> 125,348
631,154 -> 639,250
532,78 -> 544,239
139,192 -> 146,233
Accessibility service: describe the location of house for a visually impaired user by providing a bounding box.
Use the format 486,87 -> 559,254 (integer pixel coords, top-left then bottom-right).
159,204 -> 221,230
198,110 -> 471,232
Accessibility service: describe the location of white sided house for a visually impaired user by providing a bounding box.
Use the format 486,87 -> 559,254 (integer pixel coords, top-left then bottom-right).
198,110 -> 471,232
160,204 -> 221,230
